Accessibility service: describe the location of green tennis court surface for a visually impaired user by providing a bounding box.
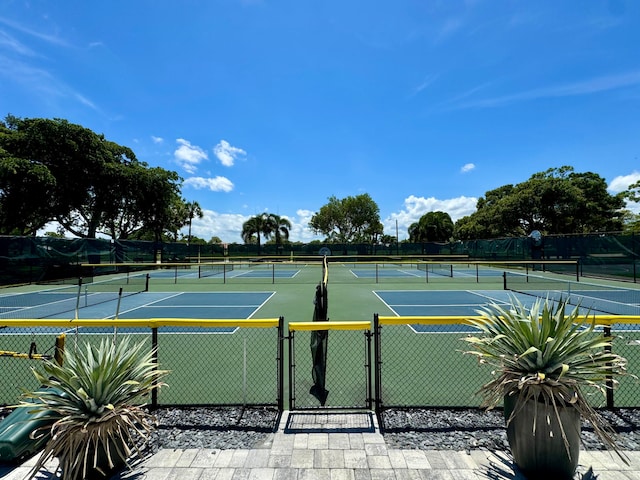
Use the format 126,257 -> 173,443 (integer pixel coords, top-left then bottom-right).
2,261 -> 640,407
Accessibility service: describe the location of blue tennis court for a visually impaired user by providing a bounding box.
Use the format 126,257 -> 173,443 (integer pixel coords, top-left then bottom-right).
374,290 -> 512,333
374,289 -> 640,333
226,269 -> 300,279
350,263 -> 504,280
0,291 -> 275,336
374,290 -> 512,317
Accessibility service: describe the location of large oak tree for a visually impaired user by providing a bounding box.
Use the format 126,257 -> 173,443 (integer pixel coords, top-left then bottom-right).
0,115 -> 183,240
309,194 -> 383,243
454,166 -> 625,240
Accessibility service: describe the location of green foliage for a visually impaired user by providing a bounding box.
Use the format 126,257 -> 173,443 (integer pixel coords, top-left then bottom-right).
408,211 -> 453,242
242,213 -> 291,252
0,115 -> 186,240
20,337 -> 168,480
309,194 -> 382,243
455,166 -> 625,239
463,296 -> 627,455
0,148 -> 56,235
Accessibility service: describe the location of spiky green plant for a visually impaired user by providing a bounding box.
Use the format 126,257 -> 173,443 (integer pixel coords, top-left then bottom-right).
19,337 -> 168,480
463,296 -> 627,457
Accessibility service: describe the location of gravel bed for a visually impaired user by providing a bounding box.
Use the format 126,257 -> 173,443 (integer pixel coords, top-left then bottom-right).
146,406 -> 640,453
381,407 -> 640,452
146,406 -> 280,452
3,406 -> 640,454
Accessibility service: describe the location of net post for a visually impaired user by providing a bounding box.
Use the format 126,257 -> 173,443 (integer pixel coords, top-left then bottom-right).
145,273 -> 150,291
75,277 -> 83,320
503,271 -> 507,290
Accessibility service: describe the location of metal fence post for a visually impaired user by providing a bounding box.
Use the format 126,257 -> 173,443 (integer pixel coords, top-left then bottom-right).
151,327 -> 159,408
373,314 -> 383,429
288,329 -> 296,410
277,316 -> 284,412
604,326 -> 614,409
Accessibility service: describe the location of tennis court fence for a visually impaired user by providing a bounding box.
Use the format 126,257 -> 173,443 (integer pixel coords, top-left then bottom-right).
2,315 -> 639,416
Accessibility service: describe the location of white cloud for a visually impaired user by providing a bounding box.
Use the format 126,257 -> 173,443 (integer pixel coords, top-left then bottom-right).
174,138 -> 208,174
0,29 -> 34,55
151,135 -> 164,144
609,171 -> 640,214
214,140 -> 246,167
384,195 -> 478,240
289,209 -> 323,242
608,171 -> 640,193
184,176 -> 234,192
461,163 -> 475,173
412,73 -> 438,96
451,70 -> 640,110
183,208 -> 322,244
187,210 -> 248,243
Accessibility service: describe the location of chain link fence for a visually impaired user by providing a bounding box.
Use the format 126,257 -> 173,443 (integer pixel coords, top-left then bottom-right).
2,316 -> 639,413
373,315 -> 640,420
288,322 -> 372,410
0,319 -> 284,409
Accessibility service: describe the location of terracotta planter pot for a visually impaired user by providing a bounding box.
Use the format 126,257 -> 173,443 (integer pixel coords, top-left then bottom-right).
504,394 -> 581,480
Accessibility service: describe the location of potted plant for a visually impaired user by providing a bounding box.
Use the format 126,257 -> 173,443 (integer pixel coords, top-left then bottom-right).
463,296 -> 627,479
19,336 -> 168,480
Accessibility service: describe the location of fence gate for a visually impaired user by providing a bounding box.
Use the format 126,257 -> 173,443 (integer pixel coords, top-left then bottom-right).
288,321 -> 372,410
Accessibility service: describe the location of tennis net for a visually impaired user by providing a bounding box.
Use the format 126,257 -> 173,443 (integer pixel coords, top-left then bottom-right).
503,271 -> 640,315
198,262 -> 234,278
417,261 -> 453,277
0,273 -> 148,320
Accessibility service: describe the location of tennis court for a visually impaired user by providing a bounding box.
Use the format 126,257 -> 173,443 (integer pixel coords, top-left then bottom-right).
2,260 -> 640,408
146,264 -> 301,281
348,262 -> 510,283
0,288 -> 281,405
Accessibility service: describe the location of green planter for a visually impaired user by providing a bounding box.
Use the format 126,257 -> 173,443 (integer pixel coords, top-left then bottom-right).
504,394 -> 581,480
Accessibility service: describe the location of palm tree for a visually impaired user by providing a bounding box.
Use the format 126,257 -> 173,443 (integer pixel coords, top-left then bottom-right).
408,211 -> 453,243
241,213 -> 276,254
186,201 -> 203,245
270,214 -> 291,248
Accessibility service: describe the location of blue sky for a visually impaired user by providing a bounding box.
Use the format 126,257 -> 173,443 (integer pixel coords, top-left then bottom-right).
1,0 -> 639,243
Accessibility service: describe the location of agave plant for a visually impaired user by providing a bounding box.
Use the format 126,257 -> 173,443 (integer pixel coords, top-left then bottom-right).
19,336 -> 168,480
463,295 -> 627,457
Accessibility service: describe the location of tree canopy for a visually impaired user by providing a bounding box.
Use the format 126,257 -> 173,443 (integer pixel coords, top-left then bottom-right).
408,211 -> 454,242
241,213 -> 291,253
454,166 -> 625,240
0,115 -> 184,239
309,194 -> 382,243
2,116 -> 636,244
